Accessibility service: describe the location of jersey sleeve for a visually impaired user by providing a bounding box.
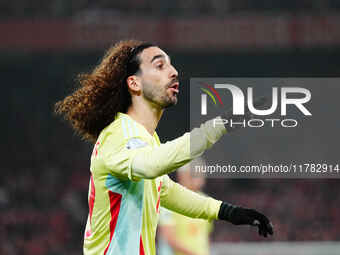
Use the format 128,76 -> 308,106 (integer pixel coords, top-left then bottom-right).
160,175 -> 222,221
131,117 -> 226,179
100,116 -> 226,181
98,130 -> 149,181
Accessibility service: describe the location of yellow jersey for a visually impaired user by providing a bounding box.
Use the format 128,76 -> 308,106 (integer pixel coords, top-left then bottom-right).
83,113 -> 225,255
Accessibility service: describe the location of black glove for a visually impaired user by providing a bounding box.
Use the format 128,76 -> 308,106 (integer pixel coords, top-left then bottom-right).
218,202 -> 274,237
222,97 -> 267,133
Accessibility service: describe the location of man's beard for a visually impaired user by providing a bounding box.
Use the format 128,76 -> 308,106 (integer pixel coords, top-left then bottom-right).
143,82 -> 178,109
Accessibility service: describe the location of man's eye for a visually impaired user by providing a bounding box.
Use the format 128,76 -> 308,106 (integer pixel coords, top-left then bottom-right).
156,63 -> 164,69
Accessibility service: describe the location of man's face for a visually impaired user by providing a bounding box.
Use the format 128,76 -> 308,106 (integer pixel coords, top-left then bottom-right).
137,47 -> 179,108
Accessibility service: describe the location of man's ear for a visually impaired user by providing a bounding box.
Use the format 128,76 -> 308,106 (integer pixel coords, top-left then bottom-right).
126,75 -> 141,94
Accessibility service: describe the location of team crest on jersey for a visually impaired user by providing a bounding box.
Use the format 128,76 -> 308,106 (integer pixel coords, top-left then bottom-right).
126,138 -> 148,150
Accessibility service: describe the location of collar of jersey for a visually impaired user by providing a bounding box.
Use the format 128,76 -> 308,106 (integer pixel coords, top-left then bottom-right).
116,112 -> 158,141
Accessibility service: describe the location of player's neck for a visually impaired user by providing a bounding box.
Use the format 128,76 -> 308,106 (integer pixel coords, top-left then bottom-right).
127,100 -> 163,136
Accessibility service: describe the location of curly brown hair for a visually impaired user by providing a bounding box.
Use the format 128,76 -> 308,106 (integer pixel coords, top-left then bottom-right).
55,40 -> 154,143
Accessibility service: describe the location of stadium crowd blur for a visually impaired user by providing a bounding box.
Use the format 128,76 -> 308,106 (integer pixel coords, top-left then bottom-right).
1,0 -> 340,19
2,1 -> 340,254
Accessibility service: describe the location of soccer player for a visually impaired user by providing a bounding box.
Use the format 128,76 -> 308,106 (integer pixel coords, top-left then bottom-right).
158,158 -> 212,255
55,40 -> 273,255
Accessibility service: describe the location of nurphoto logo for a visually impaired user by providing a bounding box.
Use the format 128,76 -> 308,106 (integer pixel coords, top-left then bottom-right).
200,84 -> 312,128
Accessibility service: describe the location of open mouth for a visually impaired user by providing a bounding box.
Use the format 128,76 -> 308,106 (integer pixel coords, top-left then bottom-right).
168,82 -> 179,94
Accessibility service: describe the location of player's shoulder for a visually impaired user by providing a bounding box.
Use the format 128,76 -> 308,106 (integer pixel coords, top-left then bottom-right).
99,112 -> 150,148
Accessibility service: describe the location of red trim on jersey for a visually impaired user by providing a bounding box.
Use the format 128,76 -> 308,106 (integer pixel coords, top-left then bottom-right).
91,141 -> 100,158
89,175 -> 96,224
156,181 -> 163,213
103,191 -> 122,255
140,235 -> 145,255
85,175 -> 96,238
157,181 -> 163,192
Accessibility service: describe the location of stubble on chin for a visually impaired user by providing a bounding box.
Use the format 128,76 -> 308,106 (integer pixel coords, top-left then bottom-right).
143,84 -> 178,109
162,91 -> 178,108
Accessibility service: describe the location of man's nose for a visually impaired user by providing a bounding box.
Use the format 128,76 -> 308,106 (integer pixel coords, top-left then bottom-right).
169,65 -> 178,79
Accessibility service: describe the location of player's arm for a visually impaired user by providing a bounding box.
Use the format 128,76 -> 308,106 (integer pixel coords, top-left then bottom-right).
160,175 -> 274,237
101,117 -> 226,181
160,175 -> 221,220
130,117 -> 226,179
